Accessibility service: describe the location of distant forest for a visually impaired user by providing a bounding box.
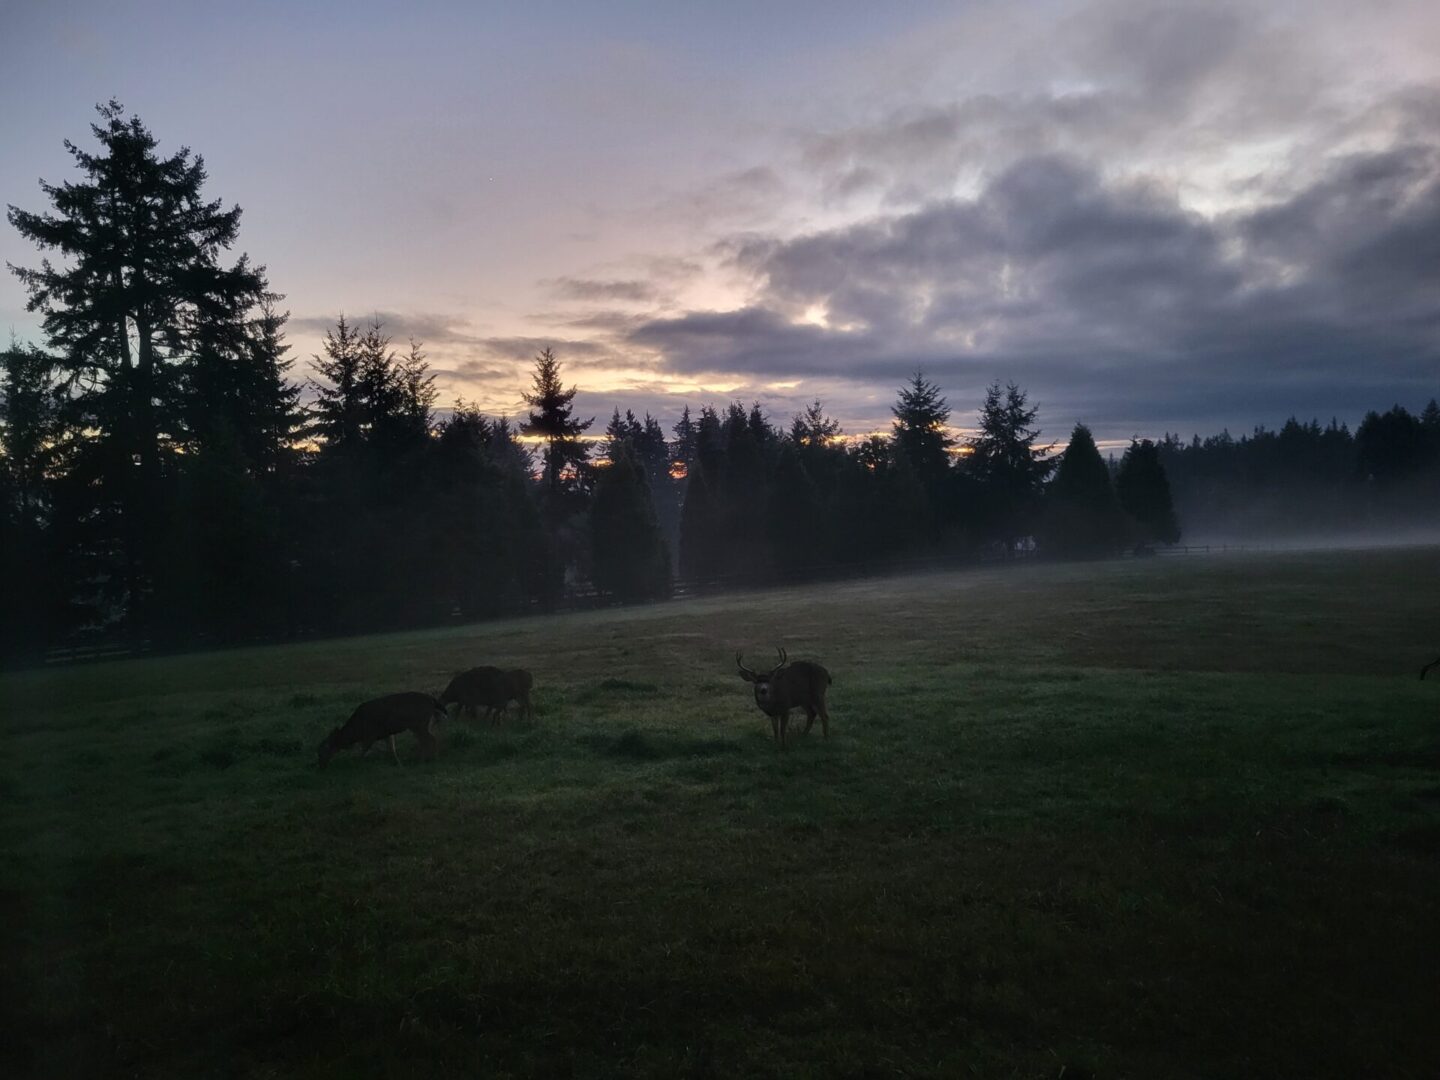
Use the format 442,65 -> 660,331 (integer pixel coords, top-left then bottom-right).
3,105 -> 1439,659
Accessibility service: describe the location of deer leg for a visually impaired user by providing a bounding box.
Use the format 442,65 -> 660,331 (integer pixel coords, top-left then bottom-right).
819,701 -> 830,738
388,734 -> 401,765
779,711 -> 789,749
802,706 -> 816,735
770,715 -> 780,746
360,740 -> 374,757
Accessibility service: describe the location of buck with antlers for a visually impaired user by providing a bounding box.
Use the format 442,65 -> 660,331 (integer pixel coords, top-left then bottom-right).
736,647 -> 832,749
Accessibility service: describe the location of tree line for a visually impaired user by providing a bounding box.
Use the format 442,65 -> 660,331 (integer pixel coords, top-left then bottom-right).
2,105 -> 1436,659
1154,409 -> 1440,539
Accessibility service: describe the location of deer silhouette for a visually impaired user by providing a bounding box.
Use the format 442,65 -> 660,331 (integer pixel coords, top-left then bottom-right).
736,646 -> 832,749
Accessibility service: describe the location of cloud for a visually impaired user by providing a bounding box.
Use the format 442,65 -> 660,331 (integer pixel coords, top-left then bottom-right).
282,1 -> 1440,441
628,135 -> 1440,438
544,277 -> 661,303
288,311 -> 487,346
658,165 -> 790,227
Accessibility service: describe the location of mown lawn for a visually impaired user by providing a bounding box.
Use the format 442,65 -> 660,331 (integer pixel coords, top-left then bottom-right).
3,547 -> 1439,1078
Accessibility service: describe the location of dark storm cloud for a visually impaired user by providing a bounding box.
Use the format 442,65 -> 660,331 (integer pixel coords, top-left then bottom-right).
629,140 -> 1440,437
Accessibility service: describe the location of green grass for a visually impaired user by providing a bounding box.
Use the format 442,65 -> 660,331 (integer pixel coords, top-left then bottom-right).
3,547 -> 1440,1078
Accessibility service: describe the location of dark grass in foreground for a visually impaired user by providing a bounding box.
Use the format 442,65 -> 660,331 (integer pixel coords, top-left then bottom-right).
3,548 -> 1439,1078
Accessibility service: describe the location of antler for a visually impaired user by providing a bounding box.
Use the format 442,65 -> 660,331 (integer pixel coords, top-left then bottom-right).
776,646 -> 788,667
736,651 -> 758,680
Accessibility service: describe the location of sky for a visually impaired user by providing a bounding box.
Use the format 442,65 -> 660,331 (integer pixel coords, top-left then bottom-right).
3,0 -> 1438,449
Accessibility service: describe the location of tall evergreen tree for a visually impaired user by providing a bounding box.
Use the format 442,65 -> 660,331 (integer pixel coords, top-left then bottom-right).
790,399 -> 846,500
965,382 -> 1053,553
1117,439 -> 1181,546
424,402 -> 550,618
719,402 -> 770,574
671,405 -> 698,475
637,413 -> 671,485
791,399 -> 842,448
521,347 -> 592,499
1356,405 -> 1426,483
309,315 -> 365,449
0,340 -> 60,519
356,317 -> 404,450
601,407 -> 643,463
767,442 -> 822,574
245,297 -> 304,472
694,405 -> 724,479
590,441 -> 671,601
398,338 -> 438,443
7,101 -> 267,628
1042,423 -> 1124,558
891,372 -> 954,494
678,458 -> 721,582
0,341 -> 64,654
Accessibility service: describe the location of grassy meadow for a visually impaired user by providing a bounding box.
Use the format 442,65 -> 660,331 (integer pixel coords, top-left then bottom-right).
3,546 -> 1440,1078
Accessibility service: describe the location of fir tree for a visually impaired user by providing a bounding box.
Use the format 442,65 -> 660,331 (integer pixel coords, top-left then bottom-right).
0,339 -> 60,518
637,414 -> 671,485
1117,438 -> 1181,546
678,458 -> 720,582
356,317 -> 404,450
309,315 -> 365,448
891,372 -> 954,493
0,341 -> 63,654
520,347 -> 592,500
1357,405 -> 1426,483
671,405 -> 698,475
791,399 -> 842,448
767,442 -> 822,574
601,407 -> 643,463
590,442 -> 671,601
246,297 -> 304,472
1042,423 -> 1124,558
398,338 -> 437,440
965,382 -> 1053,553
7,101 -> 267,629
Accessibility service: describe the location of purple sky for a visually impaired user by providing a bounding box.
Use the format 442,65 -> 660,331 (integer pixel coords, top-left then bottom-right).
4,0 -> 1438,450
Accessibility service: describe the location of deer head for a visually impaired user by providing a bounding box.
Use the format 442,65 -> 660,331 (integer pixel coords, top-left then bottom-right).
736,646 -> 788,710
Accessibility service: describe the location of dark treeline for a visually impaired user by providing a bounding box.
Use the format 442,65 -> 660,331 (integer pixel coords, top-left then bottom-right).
1155,409 -> 1440,540
3,105 -> 1437,660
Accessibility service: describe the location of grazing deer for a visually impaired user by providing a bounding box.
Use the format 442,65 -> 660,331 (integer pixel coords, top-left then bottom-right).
1423,656 -> 1440,680
317,692 -> 444,768
736,647 -> 832,749
440,666 -> 534,724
